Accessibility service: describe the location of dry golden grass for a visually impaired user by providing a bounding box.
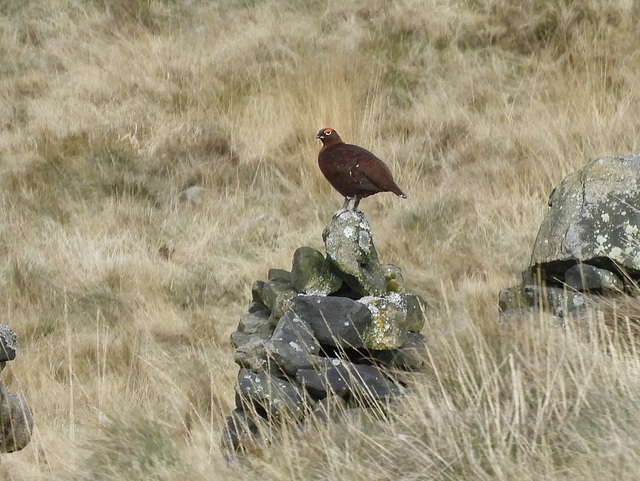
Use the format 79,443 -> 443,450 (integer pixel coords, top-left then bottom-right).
1,0 -> 640,478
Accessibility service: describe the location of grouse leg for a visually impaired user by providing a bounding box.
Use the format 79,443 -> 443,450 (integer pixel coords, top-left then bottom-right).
352,196 -> 362,212
332,197 -> 351,216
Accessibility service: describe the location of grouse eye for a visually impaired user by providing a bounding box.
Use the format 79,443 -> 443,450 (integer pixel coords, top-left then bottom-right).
324,129 -> 332,135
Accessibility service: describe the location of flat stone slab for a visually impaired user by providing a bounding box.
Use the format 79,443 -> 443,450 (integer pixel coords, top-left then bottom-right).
292,295 -> 372,348
236,370 -> 306,422
296,360 -> 400,403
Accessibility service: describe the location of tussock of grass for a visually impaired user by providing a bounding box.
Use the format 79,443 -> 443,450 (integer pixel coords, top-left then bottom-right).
1,0 -> 640,479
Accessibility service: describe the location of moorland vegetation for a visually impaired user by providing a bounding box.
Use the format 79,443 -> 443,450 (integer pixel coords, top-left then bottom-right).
1,0 -> 640,479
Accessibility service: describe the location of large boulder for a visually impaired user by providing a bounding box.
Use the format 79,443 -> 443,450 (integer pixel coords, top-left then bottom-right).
531,154 -> 640,282
500,153 -> 640,321
236,370 -> 306,422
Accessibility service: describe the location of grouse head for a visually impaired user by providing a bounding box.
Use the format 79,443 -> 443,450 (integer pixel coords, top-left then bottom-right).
316,127 -> 343,147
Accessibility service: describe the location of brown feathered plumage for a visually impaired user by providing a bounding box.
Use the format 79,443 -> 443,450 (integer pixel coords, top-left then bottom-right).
316,127 -> 406,212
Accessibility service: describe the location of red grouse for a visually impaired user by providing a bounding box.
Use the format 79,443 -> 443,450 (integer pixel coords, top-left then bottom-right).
316,127 -> 406,212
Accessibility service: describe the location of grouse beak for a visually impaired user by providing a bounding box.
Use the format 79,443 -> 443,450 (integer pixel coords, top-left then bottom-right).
316,133 -> 323,140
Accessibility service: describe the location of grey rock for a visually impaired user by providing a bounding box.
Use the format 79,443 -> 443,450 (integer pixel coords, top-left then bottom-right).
564,263 -> 623,292
323,210 -> 387,296
522,285 -> 587,317
0,386 -> 32,453
0,325 -> 17,362
268,269 -> 291,283
237,310 -> 272,336
382,264 -> 404,293
290,247 -> 342,295
498,306 -> 543,323
233,334 -> 271,372
499,283 -> 589,318
230,331 -> 250,349
531,154 -> 640,280
360,293 -> 410,350
296,362 -> 350,399
498,285 -> 588,321
176,185 -> 206,206
498,285 -> 530,313
261,280 -> 297,325
247,301 -> 269,313
261,280 -> 292,310
236,370 -> 306,422
292,295 -> 372,348
264,312 -> 324,375
296,360 -> 400,403
251,281 -> 265,303
498,307 -> 569,327
371,332 -> 428,370
222,409 -> 273,452
221,409 -> 261,453
271,312 -> 318,351
231,329 -> 268,349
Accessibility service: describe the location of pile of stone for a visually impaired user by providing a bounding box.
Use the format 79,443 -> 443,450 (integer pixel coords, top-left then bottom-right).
499,154 -> 640,322
0,324 -> 33,453
223,211 -> 428,452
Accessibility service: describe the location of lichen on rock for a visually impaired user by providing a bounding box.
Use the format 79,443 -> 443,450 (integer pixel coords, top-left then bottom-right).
359,293 -> 409,350
500,153 -> 640,323
322,211 -> 387,296
290,246 -> 342,295
531,154 -> 640,279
